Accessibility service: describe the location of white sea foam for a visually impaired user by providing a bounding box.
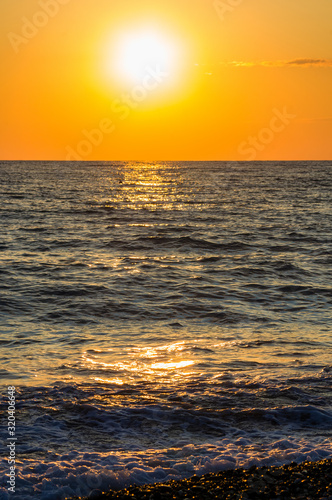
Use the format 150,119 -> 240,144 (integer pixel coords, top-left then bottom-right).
1,433 -> 331,500
1,381 -> 331,500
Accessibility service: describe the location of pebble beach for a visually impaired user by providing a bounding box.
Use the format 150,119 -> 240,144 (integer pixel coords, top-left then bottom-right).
75,460 -> 332,500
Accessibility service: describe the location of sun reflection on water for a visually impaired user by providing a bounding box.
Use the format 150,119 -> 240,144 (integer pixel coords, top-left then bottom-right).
150,360 -> 194,370
102,162 -> 184,210
94,377 -> 124,385
81,340 -> 195,384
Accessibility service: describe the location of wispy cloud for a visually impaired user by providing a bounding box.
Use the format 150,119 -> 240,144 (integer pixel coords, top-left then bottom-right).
220,59 -> 332,68
287,58 -> 332,66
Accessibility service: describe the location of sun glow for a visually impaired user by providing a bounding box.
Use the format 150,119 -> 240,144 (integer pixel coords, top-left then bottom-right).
115,29 -> 176,84
103,23 -> 187,97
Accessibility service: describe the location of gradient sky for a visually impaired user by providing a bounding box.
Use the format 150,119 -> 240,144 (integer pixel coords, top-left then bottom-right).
1,0 -> 331,160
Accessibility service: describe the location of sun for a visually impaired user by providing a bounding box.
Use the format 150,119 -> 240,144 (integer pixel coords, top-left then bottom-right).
115,29 -> 177,85
104,24 -> 184,92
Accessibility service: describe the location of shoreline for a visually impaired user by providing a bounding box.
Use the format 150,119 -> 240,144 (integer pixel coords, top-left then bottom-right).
73,459 -> 332,500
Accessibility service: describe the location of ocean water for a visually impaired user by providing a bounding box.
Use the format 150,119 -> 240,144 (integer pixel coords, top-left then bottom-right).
0,160 -> 331,500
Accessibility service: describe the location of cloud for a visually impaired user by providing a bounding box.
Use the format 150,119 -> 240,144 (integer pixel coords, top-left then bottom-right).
195,58 -> 332,77
286,58 -> 332,66
219,59 -> 332,68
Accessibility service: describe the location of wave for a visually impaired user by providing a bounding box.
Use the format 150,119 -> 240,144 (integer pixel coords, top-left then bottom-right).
0,381 -> 331,499
101,236 -> 252,252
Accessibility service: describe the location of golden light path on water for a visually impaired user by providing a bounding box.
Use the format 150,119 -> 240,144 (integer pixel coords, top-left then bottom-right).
101,162 -> 187,211
3,161 -> 331,394
82,341 -> 196,386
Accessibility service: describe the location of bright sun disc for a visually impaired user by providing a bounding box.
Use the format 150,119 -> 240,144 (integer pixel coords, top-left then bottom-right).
110,27 -> 180,87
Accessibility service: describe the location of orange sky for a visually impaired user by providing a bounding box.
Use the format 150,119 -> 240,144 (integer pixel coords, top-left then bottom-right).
1,0 -> 331,160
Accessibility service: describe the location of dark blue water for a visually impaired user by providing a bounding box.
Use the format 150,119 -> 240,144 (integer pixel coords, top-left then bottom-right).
0,161 -> 331,499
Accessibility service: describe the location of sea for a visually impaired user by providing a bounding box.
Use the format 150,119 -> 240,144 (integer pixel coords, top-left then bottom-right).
0,161 -> 331,500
